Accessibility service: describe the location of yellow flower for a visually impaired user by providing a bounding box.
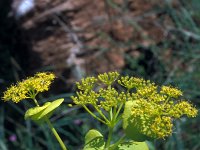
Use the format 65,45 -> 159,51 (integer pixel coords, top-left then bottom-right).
99,88 -> 119,111
76,77 -> 97,91
2,85 -> 28,103
71,90 -> 99,106
118,76 -> 145,90
150,116 -> 173,138
160,85 -> 182,98
2,72 -> 55,103
72,71 -> 198,140
129,86 -> 198,139
169,101 -> 198,118
98,72 -> 119,85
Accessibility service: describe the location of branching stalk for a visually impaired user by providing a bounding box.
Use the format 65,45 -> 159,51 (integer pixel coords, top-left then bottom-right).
83,105 -> 108,124
114,103 -> 124,121
94,105 -> 110,123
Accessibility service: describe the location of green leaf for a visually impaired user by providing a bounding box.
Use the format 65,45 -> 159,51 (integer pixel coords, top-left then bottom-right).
25,102 -> 51,120
83,129 -> 105,150
122,101 -> 149,141
37,98 -> 64,119
115,141 -> 149,150
24,99 -> 64,122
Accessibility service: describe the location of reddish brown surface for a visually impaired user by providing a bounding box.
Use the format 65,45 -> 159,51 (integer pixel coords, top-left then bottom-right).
19,0 -> 178,79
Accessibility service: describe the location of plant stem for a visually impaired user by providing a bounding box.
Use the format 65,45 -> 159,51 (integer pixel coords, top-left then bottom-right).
83,105 -> 108,124
94,105 -> 110,123
45,118 -> 67,150
163,96 -> 171,104
114,103 -> 123,121
109,135 -> 126,150
31,98 -> 67,150
33,98 -> 40,106
105,126 -> 114,148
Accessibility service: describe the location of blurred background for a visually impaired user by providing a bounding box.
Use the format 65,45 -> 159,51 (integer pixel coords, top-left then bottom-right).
0,0 -> 200,149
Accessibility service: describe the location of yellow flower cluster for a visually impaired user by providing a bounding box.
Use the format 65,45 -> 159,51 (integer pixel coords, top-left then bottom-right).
160,86 -> 182,98
71,91 -> 99,106
99,88 -> 119,111
151,116 -> 173,138
129,81 -> 198,139
76,77 -> 97,91
2,85 -> 28,103
131,99 -> 173,139
72,72 -> 198,139
98,72 -> 119,85
136,84 -> 157,97
2,72 -> 55,103
71,72 -> 123,111
169,101 -> 198,118
118,76 -> 145,90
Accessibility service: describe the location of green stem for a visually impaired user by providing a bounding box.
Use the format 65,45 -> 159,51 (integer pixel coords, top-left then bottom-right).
163,96 -> 171,106
112,107 -> 117,121
83,105 -> 108,124
94,105 -> 110,123
109,108 -> 113,121
45,118 -> 67,150
114,103 -> 123,121
115,115 -> 122,124
109,135 -> 126,150
31,98 -> 67,150
105,126 -> 114,149
33,98 -> 40,106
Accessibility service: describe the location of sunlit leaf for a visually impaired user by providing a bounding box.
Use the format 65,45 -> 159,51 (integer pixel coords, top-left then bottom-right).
25,102 -> 51,120
123,101 -> 149,141
37,98 -> 64,119
115,141 -> 149,150
83,129 -> 105,150
24,99 -> 64,122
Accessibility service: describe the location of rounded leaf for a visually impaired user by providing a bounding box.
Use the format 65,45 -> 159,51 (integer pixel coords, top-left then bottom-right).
25,102 -> 51,120
24,99 -> 64,122
123,101 -> 149,141
84,129 -> 105,150
37,98 -> 64,119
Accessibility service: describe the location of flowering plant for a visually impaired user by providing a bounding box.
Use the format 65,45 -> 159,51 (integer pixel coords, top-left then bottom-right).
2,72 -> 198,150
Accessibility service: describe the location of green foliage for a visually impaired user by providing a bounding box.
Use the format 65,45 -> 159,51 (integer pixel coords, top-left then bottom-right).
36,99 -> 64,120
114,141 -> 149,150
25,99 -> 64,122
83,129 -> 105,150
25,102 -> 51,120
123,101 -> 149,142
83,129 -> 149,150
